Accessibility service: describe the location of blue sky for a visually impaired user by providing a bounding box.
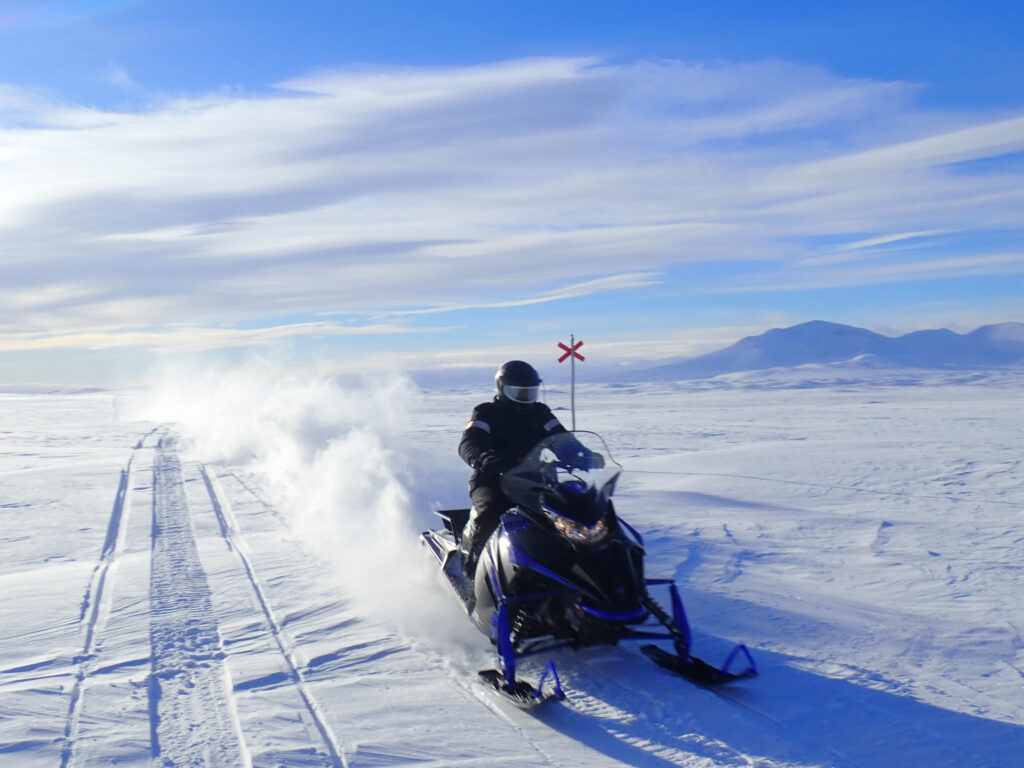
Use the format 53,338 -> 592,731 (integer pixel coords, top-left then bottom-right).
1,1 -> 1023,386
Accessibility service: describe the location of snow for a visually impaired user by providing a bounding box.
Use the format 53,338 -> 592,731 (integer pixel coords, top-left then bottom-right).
1,370 -> 1023,767
636,321 -> 1024,380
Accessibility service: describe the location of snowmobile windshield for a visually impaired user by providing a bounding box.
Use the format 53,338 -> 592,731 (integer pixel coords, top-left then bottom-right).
501,431 -> 621,527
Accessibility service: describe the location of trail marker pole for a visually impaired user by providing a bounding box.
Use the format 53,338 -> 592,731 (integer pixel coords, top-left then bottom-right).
557,337 -> 585,430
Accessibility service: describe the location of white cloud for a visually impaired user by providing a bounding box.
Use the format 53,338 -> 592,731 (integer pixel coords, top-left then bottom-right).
731,252 -> 1024,294
797,114 -> 1024,176
834,230 -> 950,253
379,271 -> 663,315
105,62 -> 135,90
0,57 -> 1022,362
0,320 -> 431,353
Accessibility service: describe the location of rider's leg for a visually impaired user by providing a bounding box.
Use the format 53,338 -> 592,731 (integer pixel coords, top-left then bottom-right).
461,484 -> 508,578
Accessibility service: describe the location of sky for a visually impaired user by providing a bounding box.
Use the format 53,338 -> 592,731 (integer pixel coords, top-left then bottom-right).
1,0 -> 1023,387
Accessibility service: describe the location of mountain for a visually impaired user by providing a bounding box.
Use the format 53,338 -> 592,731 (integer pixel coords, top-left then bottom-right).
635,321 -> 1024,380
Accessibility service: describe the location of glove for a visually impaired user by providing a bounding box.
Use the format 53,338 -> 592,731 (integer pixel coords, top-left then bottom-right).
477,453 -> 509,477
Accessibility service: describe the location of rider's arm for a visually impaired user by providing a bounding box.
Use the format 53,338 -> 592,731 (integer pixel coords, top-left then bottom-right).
538,404 -> 567,436
459,405 -> 501,471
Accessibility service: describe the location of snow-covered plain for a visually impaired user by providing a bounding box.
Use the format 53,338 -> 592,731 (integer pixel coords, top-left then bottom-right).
2,368 -> 1023,767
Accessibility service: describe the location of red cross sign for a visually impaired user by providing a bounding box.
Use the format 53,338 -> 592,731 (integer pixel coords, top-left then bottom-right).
558,340 -> 585,363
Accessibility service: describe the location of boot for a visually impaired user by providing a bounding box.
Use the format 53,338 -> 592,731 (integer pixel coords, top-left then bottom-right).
460,516 -> 486,579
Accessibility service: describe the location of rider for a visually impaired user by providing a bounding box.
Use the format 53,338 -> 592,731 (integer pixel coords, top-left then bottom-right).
458,360 -> 566,577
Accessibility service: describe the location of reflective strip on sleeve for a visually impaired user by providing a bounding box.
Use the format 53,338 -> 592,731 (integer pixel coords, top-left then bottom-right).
465,420 -> 491,433
543,418 -> 561,432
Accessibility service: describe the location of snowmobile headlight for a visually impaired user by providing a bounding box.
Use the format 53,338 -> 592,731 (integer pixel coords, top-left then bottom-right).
553,515 -> 608,546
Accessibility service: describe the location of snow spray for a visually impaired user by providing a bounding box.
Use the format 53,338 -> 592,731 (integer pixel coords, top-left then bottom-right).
127,360 -> 474,644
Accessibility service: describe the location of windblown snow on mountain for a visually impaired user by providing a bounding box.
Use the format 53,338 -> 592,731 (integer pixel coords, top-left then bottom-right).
635,321 -> 1024,381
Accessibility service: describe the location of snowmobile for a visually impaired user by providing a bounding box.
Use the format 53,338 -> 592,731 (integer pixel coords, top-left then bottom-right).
420,431 -> 756,706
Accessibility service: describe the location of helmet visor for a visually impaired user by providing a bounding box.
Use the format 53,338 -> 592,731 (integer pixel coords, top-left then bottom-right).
502,383 -> 539,403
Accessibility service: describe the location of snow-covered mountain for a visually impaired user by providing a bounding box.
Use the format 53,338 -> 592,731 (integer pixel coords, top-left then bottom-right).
635,320 -> 1024,380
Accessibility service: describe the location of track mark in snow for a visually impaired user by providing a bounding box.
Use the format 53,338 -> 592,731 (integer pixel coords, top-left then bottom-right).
60,450 -> 135,768
444,665 -> 565,767
870,520 -> 894,556
394,636 -> 569,767
149,437 -> 248,767
567,649 -> 842,768
563,653 -> 738,767
201,464 -> 350,768
214,466 -> 289,525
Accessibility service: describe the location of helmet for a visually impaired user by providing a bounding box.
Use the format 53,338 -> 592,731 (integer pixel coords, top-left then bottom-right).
495,360 -> 541,405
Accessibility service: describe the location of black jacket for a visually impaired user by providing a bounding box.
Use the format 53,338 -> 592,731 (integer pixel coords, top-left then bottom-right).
459,397 -> 566,491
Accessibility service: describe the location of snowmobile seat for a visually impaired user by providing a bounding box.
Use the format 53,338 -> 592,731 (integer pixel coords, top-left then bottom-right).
434,508 -> 471,542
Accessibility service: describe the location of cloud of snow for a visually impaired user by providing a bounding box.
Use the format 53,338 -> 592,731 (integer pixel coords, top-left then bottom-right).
131,360 -> 478,647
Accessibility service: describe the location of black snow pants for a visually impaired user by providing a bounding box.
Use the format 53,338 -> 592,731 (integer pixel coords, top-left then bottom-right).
461,484 -> 511,577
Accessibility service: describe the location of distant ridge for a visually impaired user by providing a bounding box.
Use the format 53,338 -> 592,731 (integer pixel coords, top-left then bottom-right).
634,321 -> 1024,381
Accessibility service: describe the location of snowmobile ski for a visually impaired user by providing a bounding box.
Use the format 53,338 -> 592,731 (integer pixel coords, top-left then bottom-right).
637,580 -> 756,686
478,662 -> 565,708
641,643 -> 757,686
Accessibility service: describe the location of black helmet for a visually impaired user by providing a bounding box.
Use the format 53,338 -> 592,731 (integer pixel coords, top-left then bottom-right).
495,360 -> 541,405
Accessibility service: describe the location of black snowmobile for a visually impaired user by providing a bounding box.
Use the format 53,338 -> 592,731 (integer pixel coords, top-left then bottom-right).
420,431 -> 756,706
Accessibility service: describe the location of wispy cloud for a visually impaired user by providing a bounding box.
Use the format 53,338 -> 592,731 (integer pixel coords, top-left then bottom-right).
376,272 -> 663,316
1,57 -> 1022,361
105,62 -> 136,91
833,230 -> 950,253
0,320 -> 432,353
732,252 -> 1024,294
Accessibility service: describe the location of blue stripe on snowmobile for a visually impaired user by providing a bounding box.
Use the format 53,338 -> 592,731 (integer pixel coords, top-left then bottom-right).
578,603 -> 647,621
506,548 -> 580,592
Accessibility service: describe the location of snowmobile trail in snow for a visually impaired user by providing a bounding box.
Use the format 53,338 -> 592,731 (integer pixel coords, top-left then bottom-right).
492,641 -> 761,768
149,436 -> 248,766
564,645 -> 849,768
197,463 -> 588,767
199,463 -> 350,768
60,448 -> 136,768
